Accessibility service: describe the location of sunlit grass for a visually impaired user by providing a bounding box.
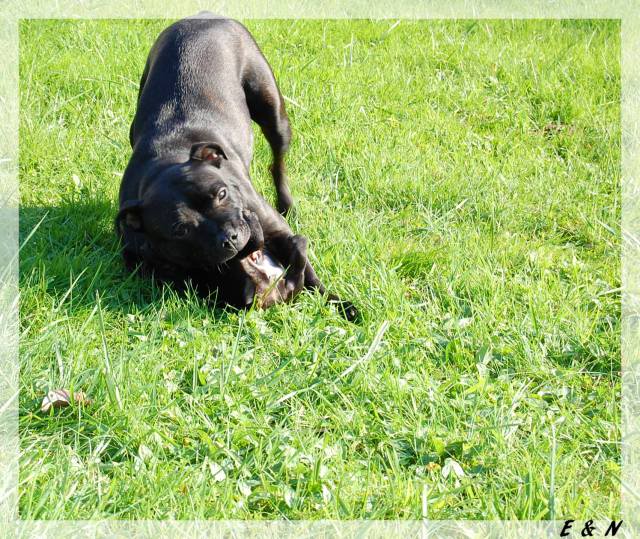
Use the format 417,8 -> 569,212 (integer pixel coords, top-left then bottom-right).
18,18 -> 620,519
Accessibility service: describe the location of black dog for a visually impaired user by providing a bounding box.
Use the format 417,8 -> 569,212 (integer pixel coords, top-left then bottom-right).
116,13 -> 356,320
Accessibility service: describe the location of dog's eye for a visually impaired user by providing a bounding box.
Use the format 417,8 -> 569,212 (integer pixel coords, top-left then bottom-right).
172,222 -> 190,238
217,188 -> 227,201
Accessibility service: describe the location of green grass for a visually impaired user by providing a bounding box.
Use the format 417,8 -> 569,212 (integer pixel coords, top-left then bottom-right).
19,19 -> 620,520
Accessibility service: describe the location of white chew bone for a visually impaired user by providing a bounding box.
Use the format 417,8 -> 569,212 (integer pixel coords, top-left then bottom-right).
248,250 -> 284,281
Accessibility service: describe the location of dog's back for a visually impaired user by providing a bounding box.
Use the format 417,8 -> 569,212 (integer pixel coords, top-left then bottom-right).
130,15 -> 259,162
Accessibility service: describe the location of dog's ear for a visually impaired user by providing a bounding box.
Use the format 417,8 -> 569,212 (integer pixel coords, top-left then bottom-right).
116,199 -> 144,233
190,142 -> 228,167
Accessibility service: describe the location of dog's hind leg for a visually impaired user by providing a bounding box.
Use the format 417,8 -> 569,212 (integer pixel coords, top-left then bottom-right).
243,52 -> 294,215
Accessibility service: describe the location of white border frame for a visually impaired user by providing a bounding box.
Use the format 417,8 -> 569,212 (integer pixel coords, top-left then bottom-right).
1,1 -> 636,537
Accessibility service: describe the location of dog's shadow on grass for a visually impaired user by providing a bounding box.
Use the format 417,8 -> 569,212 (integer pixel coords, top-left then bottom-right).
19,198 -> 236,321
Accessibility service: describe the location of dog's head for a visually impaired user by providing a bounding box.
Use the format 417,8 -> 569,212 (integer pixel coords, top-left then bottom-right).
117,142 -> 257,271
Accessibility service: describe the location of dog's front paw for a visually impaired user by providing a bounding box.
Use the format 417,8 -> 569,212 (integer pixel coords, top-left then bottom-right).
328,295 -> 359,322
288,235 -> 308,272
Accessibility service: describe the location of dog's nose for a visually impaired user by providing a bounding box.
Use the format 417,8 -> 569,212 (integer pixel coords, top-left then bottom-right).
220,231 -> 238,250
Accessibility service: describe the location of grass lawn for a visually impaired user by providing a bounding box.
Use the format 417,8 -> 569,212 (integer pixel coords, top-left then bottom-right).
18,19 -> 620,519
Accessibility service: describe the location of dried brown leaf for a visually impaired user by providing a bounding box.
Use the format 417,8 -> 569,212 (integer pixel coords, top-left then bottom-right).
40,389 -> 91,413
